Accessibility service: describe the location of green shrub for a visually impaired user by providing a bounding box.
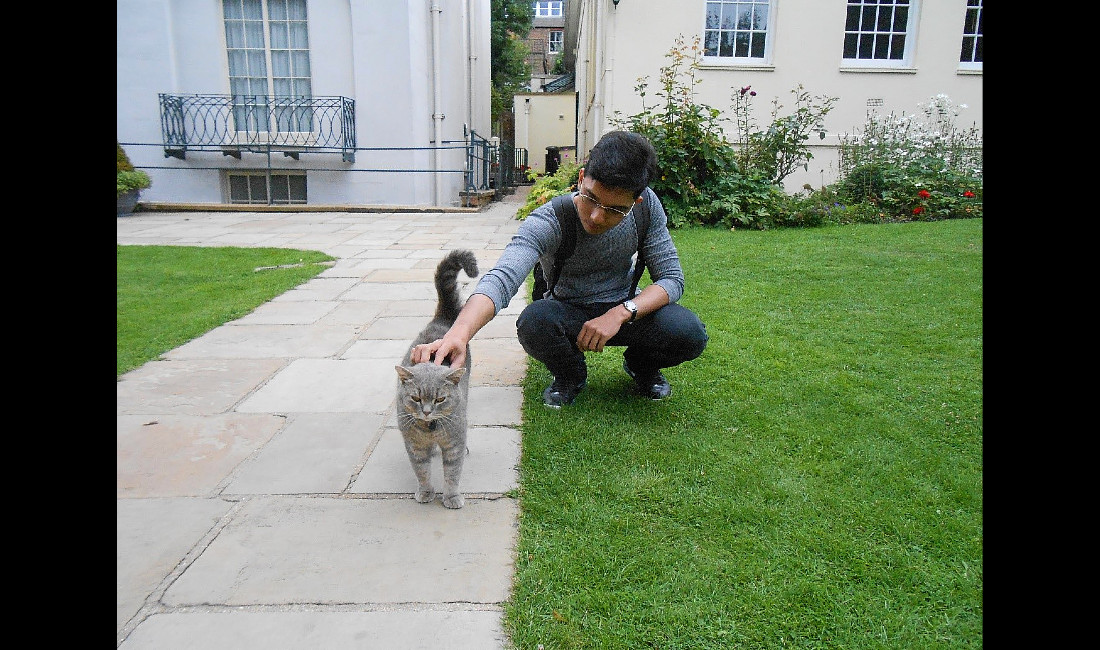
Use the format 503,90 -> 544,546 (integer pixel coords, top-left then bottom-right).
835,160 -> 982,222
117,142 -> 135,173
837,94 -> 982,221
880,168 -> 983,221
766,186 -> 836,229
611,35 -> 782,229
837,163 -> 887,204
515,161 -> 580,220
686,172 -> 788,230
778,186 -> 898,228
533,39 -> 983,231
118,170 -> 153,196
732,83 -> 838,186
117,142 -> 151,196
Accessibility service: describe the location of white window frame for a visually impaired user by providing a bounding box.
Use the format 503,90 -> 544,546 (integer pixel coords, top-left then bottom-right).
700,1 -> 777,67
841,0 -> 920,70
548,30 -> 563,54
958,0 -> 982,72
533,1 -> 562,18
226,171 -> 307,205
223,0 -> 314,139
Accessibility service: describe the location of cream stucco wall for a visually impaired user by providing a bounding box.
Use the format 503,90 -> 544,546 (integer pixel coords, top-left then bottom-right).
569,0 -> 982,191
513,92 -> 578,174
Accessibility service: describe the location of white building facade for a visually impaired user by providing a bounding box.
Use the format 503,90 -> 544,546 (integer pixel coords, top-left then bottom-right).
564,0 -> 982,191
117,0 -> 492,208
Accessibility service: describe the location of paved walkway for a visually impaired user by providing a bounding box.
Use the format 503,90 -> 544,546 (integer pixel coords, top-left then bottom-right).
117,188 -> 531,649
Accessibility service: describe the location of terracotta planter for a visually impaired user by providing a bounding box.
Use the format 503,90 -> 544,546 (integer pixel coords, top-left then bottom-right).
117,190 -> 140,216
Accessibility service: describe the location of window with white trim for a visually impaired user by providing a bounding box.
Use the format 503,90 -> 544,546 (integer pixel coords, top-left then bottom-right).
959,0 -> 982,70
223,0 -> 314,135
702,1 -> 775,63
842,0 -> 919,69
227,171 -> 307,205
533,1 -> 562,18
548,30 -> 563,53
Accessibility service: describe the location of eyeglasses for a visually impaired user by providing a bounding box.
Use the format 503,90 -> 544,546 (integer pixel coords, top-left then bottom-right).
578,191 -> 635,219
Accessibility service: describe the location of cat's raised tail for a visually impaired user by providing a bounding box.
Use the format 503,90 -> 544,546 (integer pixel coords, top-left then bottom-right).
434,249 -> 479,323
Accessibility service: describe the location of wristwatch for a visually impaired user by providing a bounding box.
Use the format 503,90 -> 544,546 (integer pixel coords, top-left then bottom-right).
622,299 -> 639,324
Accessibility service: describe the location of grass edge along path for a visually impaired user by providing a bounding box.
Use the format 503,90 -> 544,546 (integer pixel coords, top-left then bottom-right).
116,245 -> 335,377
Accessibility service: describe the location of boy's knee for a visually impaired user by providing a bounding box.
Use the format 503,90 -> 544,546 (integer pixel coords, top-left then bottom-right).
686,324 -> 708,360
517,300 -> 566,346
670,310 -> 708,360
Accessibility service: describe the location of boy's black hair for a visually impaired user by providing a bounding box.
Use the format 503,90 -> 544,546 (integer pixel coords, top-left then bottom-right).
583,130 -> 658,198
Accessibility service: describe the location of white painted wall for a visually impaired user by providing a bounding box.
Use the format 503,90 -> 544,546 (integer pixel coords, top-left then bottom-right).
513,92 -> 578,174
569,0 -> 983,192
116,0 -> 492,207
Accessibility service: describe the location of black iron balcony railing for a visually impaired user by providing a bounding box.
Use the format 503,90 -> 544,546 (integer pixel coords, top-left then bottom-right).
159,93 -> 356,162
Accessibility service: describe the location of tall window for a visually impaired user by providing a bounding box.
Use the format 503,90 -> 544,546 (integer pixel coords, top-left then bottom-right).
533,1 -> 562,18
702,1 -> 774,62
223,0 -> 313,135
959,0 -> 982,70
548,30 -> 563,54
842,0 -> 918,68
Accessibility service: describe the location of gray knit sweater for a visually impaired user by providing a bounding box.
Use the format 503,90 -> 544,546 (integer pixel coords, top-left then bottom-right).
473,188 -> 686,313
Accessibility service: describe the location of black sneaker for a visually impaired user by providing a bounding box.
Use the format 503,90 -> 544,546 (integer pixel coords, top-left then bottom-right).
542,377 -> 587,408
623,359 -> 672,400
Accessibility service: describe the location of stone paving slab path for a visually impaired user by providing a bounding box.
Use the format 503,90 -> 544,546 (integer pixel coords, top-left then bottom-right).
117,189 -> 531,649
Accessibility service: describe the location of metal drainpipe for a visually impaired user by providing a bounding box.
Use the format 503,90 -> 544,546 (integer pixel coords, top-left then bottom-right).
431,1 -> 444,206
465,0 -> 474,134
594,2 -> 605,136
605,0 -> 616,136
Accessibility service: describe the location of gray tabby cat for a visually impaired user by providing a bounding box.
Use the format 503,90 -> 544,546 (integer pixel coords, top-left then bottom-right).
394,249 -> 479,509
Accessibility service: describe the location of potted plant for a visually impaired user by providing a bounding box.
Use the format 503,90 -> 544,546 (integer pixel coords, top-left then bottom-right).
117,142 -> 151,216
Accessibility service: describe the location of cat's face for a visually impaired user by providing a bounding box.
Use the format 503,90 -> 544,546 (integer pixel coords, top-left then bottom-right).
395,364 -> 466,424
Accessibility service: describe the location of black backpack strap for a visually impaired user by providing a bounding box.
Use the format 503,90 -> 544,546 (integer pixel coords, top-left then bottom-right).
628,190 -> 651,297
544,193 -> 578,298
536,190 -> 650,300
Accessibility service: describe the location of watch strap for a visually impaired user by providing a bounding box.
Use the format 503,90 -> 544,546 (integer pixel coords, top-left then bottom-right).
624,300 -> 638,323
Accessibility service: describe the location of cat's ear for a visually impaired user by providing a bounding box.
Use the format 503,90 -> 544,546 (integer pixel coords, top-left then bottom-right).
395,365 -> 414,381
445,367 -> 466,384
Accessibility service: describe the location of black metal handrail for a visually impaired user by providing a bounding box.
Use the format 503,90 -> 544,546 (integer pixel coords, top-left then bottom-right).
159,93 -> 356,162
463,133 -> 530,192
491,143 -> 515,189
464,129 -> 492,193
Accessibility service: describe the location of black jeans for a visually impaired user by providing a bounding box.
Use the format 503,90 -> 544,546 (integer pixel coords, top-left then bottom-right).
516,298 -> 709,382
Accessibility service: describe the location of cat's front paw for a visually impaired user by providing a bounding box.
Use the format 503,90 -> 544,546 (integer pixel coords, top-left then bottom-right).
415,489 -> 435,504
442,493 -> 465,509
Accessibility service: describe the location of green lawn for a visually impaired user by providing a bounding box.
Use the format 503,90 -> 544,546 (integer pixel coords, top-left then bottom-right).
116,219 -> 982,648
507,219 -> 982,648
116,245 -> 334,376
